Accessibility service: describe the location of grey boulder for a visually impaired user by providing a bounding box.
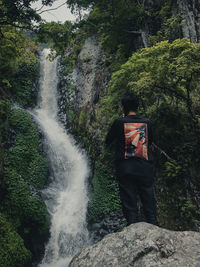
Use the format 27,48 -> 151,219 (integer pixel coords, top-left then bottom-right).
70,222 -> 200,267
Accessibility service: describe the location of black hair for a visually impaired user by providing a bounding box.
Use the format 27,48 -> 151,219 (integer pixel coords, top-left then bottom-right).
121,93 -> 139,116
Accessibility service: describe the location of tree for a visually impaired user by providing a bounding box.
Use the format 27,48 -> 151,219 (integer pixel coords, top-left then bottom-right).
66,0 -> 94,12
0,0 -> 54,29
0,23 -> 39,96
0,0 -> 59,97
71,0 -> 146,58
105,39 -> 200,122
35,21 -> 73,56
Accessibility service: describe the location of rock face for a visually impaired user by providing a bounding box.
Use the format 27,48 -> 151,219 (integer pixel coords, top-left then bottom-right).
72,35 -> 111,110
57,35 -> 111,130
70,222 -> 200,267
176,0 -> 200,43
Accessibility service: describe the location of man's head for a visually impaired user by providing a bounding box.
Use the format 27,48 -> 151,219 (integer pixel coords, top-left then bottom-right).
121,93 -> 139,116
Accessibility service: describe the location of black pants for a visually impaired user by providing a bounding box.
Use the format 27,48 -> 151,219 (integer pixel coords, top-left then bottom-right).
118,174 -> 158,226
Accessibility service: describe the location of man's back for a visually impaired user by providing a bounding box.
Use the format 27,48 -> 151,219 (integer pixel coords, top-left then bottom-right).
106,114 -> 154,178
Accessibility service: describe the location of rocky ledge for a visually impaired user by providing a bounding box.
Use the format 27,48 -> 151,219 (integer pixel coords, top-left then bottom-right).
70,222 -> 200,267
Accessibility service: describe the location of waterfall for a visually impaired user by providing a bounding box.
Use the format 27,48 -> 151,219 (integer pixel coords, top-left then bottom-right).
32,49 -> 90,267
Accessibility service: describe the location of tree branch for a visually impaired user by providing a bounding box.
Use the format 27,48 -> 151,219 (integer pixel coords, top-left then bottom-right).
35,5 -> 45,12
126,30 -> 142,35
38,2 -> 66,14
152,142 -> 174,162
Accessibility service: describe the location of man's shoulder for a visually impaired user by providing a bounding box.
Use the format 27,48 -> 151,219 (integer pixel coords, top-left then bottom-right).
138,117 -> 151,123
114,117 -> 125,122
121,116 -> 150,122
113,116 -> 151,125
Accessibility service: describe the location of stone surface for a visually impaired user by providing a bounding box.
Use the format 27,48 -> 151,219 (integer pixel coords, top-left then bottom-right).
176,0 -> 200,43
70,222 -> 200,267
72,35 -> 110,109
57,35 -> 111,131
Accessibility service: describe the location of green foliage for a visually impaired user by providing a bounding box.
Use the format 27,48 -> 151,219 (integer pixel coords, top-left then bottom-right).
0,108 -> 49,263
0,24 -> 38,98
5,109 -> 49,189
36,21 -> 73,57
28,155 -> 48,189
66,108 -> 75,124
89,158 -> 121,220
104,39 -> 200,120
25,195 -> 50,235
6,109 -> 39,177
2,169 -> 30,224
1,0 -> 55,29
0,213 -> 31,267
66,0 -> 93,11
12,60 -> 39,107
149,0 -> 179,40
78,0 -> 145,57
2,168 -> 50,235
66,0 -> 183,72
67,0 -> 181,66
157,160 -> 199,230
78,109 -> 88,129
60,54 -> 76,75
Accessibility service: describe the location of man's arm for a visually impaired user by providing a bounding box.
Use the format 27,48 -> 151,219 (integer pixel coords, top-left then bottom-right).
105,119 -> 118,147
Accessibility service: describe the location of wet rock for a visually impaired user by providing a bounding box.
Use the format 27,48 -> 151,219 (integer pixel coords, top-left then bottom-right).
70,222 -> 200,267
176,0 -> 200,43
72,35 -> 111,110
88,211 -> 126,244
57,35 -> 111,137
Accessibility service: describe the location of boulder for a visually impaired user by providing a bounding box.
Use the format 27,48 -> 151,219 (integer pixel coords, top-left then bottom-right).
70,222 -> 200,267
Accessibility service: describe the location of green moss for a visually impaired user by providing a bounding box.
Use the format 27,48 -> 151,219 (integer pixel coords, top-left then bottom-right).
11,60 -> 39,108
25,195 -> 50,236
88,159 -> 121,220
28,155 -> 48,189
2,169 -> 30,222
0,213 -> 31,267
78,109 -> 88,129
6,109 -> 48,187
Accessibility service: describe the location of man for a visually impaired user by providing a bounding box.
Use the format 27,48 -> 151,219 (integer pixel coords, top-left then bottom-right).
105,93 -> 158,226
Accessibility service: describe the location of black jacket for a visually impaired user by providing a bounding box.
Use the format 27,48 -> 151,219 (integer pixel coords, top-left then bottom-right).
105,115 -> 154,178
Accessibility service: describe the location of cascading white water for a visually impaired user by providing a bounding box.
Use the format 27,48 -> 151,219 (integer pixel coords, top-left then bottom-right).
32,49 -> 90,267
